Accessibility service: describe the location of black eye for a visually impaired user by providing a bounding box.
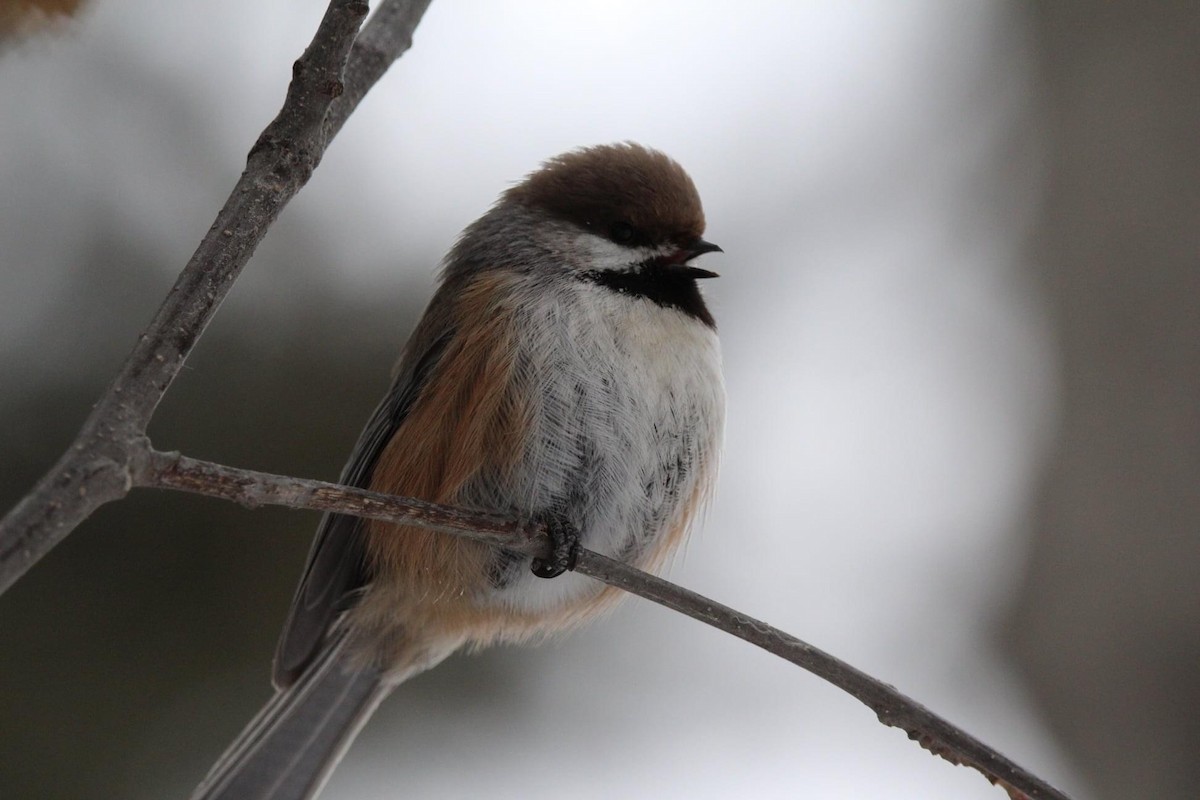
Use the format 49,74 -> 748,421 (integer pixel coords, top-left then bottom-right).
609,221 -> 636,244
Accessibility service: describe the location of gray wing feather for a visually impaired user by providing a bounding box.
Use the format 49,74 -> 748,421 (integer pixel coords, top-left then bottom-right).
272,322 -> 454,688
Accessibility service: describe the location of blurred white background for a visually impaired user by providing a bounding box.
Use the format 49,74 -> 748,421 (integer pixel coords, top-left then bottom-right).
3,1 -> 1144,798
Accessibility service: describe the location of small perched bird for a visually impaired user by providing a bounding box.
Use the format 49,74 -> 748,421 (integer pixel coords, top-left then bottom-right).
192,143 -> 726,800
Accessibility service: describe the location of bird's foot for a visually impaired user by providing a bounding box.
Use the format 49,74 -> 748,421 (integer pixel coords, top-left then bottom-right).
530,511 -> 580,579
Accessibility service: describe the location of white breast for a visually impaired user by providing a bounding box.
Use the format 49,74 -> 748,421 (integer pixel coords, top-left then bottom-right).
479,277 -> 725,615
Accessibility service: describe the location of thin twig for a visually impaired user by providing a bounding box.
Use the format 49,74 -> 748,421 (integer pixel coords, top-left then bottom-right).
575,551 -> 1070,800
142,449 -> 547,559
136,447 -> 1071,800
0,0 -> 433,595
325,0 -> 434,142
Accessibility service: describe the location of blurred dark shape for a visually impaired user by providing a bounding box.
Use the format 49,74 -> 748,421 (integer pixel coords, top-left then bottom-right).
0,0 -> 85,39
0,222 -> 430,798
1006,4 -> 1200,799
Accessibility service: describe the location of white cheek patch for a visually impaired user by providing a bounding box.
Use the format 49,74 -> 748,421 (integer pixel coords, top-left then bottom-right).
574,231 -> 667,272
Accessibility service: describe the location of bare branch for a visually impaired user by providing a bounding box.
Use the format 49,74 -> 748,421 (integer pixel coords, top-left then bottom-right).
136,448 -> 1071,800
575,551 -> 1071,800
0,0 -> 433,595
325,0 -> 435,142
141,449 -> 547,560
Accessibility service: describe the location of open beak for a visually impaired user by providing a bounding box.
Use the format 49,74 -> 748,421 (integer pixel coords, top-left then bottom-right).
675,237 -> 722,278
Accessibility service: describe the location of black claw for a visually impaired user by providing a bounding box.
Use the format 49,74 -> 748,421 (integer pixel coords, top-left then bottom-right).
530,511 -> 580,579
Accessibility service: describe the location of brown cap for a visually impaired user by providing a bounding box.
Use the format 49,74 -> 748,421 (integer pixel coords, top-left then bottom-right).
505,143 -> 707,248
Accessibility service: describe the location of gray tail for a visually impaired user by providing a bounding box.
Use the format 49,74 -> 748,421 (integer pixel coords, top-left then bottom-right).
191,633 -> 389,800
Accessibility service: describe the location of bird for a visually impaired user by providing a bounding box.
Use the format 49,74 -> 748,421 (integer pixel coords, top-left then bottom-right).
191,142 -> 726,800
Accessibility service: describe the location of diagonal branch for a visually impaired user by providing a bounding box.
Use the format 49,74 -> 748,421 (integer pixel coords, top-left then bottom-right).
144,449 -> 546,559
0,0 -> 433,596
137,447 -> 1072,800
326,0 -> 434,142
577,551 -> 1069,800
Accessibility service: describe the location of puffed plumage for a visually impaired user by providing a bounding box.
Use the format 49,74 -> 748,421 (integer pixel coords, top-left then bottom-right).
192,143 -> 725,800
